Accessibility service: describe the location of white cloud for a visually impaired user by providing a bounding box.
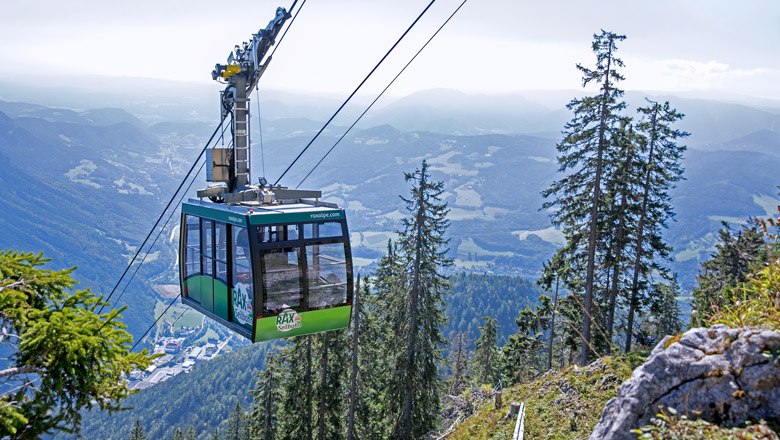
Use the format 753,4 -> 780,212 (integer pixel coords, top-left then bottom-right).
625,58 -> 780,99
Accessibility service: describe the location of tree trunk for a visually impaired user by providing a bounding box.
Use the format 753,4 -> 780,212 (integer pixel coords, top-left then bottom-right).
264,379 -> 273,440
304,336 -> 313,440
346,277 -> 361,440
399,170 -> 427,438
606,148 -> 633,349
547,275 -> 559,371
317,332 -> 329,439
626,104 -> 658,353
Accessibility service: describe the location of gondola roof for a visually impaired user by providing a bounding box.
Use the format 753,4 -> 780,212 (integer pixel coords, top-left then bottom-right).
182,199 -> 345,227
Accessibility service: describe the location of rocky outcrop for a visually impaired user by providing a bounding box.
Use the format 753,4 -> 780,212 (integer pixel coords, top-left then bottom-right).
590,325 -> 780,440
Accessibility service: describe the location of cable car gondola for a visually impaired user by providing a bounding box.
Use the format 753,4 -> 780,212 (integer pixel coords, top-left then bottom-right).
180,198 -> 353,342
178,5 -> 353,342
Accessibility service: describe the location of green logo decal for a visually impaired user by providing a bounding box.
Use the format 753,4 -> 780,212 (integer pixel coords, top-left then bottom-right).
276,309 -> 302,332
231,282 -> 253,326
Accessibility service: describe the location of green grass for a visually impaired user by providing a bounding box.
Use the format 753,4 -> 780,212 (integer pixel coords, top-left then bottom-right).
635,410 -> 778,439
170,309 -> 203,330
194,327 -> 219,346
448,353 -> 646,440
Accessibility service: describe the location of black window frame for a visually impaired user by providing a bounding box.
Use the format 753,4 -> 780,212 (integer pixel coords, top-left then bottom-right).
253,219 -> 353,316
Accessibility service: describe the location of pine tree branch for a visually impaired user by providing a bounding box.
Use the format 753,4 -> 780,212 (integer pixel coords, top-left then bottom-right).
0,365 -> 36,379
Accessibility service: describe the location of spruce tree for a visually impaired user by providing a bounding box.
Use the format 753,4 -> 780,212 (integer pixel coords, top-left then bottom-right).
542,30 -> 627,364
601,119 -> 642,351
129,420 -> 147,440
624,100 -> 687,351
250,352 -> 282,440
471,317 -> 499,387
225,402 -> 248,440
276,338 -> 313,440
502,296 -> 552,383
0,251 -> 151,439
391,160 -> 451,439
312,330 -> 349,440
346,277 -> 362,440
642,280 -> 683,347
538,249 -> 569,370
691,222 -> 766,324
448,332 -> 469,395
354,277 -> 392,439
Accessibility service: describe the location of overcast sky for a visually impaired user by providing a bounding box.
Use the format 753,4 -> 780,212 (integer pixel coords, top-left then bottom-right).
2,0 -> 779,99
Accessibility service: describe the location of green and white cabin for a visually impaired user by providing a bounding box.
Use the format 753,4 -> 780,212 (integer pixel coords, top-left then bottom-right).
179,199 -> 353,342
178,6 -> 354,342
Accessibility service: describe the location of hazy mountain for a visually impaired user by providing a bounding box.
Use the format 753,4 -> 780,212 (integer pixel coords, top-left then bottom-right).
364,88 -> 554,134
2,88 -> 779,333
707,129 -> 780,156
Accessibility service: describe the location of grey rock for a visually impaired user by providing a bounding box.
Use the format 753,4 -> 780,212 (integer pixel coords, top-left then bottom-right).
590,326 -> 780,440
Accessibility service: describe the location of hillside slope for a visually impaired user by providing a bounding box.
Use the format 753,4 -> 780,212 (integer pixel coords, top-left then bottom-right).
446,354 -> 646,440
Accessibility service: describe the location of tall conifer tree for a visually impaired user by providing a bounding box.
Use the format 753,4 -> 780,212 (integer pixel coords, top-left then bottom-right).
354,277 -> 393,439
471,318 -> 499,387
276,338 -> 313,440
251,352 -> 282,440
624,100 -> 687,351
129,420 -> 147,440
390,160 -> 451,439
542,30 -> 627,364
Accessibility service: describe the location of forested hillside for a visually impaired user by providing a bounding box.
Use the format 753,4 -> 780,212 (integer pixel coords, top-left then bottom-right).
67,270 -> 538,439
65,343 -> 272,440
445,273 -> 539,345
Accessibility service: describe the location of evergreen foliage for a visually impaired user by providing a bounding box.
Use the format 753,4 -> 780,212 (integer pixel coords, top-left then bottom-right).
0,250 -> 151,439
702,205 -> 780,330
250,352 -> 281,440
624,99 -> 688,352
542,31 -> 687,361
446,273 -> 539,344
542,30 -> 629,364
502,296 -> 553,384
447,332 -> 469,396
471,318 -> 500,387
225,402 -> 249,440
635,280 -> 683,349
391,160 -> 452,439
275,337 -> 313,440
129,420 -> 147,440
353,278 -> 393,439
67,342 -> 269,440
691,222 -> 767,324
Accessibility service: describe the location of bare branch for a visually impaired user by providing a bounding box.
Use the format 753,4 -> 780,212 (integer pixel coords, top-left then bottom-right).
0,365 -> 36,379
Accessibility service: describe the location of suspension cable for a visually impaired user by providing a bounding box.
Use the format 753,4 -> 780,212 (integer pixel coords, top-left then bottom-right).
132,293 -> 182,352
111,157 -> 209,307
99,117 -> 227,313
296,0 -> 468,188
119,1 -> 305,345
273,0 -> 438,186
269,0 -> 306,60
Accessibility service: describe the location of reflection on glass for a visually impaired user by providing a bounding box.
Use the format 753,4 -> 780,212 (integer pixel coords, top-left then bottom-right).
185,215 -> 200,277
215,222 -> 228,282
306,243 -> 347,309
263,248 -> 302,312
257,225 -> 298,243
302,222 -> 343,239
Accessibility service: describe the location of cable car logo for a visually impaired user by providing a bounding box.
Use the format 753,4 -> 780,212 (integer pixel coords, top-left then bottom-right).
276,308 -> 302,332
231,282 -> 253,326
